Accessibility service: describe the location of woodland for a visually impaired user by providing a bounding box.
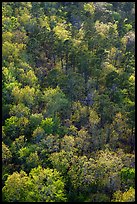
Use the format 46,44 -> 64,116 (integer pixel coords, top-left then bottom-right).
2,2 -> 135,202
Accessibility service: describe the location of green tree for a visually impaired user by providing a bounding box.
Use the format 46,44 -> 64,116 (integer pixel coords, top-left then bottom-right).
2,2 -> 135,202
94,148 -> 124,195
111,187 -> 135,202
42,86 -> 70,119
4,116 -> 29,142
2,170 -> 31,202
2,166 -> 67,202
2,142 -> 12,165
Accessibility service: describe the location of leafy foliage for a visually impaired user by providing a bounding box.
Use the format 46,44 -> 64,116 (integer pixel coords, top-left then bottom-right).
2,2 -> 135,202
2,166 -> 67,202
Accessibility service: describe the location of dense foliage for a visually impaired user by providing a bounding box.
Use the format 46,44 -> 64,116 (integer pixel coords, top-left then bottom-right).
2,2 -> 135,202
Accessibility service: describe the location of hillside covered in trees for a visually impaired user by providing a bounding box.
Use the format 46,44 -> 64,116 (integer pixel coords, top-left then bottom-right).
2,2 -> 135,202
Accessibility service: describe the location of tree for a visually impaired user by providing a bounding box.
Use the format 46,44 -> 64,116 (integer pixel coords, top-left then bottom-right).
31,126 -> 45,143
61,135 -> 76,153
94,148 -> 124,196
2,170 -> 31,202
40,118 -> 54,135
75,128 -> 91,156
2,2 -> 135,202
111,187 -> 135,202
29,113 -> 43,133
9,103 -> 30,118
2,142 -> 12,165
42,86 -> 70,119
120,167 -> 135,189
4,116 -> 29,142
2,166 -> 67,202
11,85 -> 36,108
68,155 -> 97,201
70,101 -> 88,128
49,150 -> 73,176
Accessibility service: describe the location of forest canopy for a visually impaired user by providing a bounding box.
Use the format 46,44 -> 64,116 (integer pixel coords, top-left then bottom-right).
2,2 -> 135,202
